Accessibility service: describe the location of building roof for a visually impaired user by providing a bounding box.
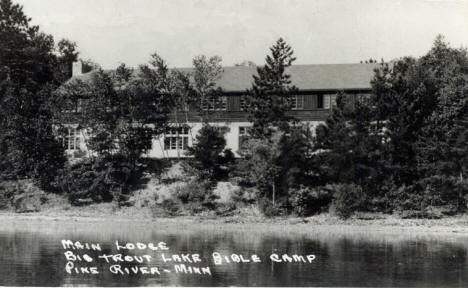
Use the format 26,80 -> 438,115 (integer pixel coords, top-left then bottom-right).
71,63 -> 379,92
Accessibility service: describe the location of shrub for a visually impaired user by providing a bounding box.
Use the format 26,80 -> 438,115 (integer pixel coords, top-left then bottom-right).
330,183 -> 362,219
58,159 -> 114,205
174,180 -> 219,212
420,176 -> 468,212
215,202 -> 237,216
231,186 -> 258,205
0,181 -> 18,209
289,186 -> 333,217
258,198 -> 287,217
160,198 -> 180,216
185,124 -> 235,182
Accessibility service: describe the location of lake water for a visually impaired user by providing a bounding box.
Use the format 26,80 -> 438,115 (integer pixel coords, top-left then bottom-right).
1,219 -> 468,287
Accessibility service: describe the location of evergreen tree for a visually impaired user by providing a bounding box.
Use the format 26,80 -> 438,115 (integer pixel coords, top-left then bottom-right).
238,38 -> 315,209
185,124 -> 234,182
0,0 -> 68,190
315,35 -> 468,215
245,38 -> 297,138
415,36 -> 468,211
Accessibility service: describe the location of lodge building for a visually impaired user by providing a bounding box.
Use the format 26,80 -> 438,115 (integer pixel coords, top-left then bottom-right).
65,62 -> 377,159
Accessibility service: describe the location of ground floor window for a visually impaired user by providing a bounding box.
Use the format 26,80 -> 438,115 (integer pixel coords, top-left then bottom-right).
164,127 -> 189,151
238,126 -> 251,148
63,127 -> 80,151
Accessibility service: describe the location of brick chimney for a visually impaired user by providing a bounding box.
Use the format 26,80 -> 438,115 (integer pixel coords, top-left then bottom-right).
72,61 -> 83,77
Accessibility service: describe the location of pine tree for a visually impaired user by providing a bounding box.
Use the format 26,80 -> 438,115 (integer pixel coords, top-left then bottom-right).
415,36 -> 468,211
245,38 -> 297,138
0,0 -> 67,190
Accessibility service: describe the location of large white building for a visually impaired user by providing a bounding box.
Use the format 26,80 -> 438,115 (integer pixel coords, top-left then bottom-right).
64,62 -> 377,159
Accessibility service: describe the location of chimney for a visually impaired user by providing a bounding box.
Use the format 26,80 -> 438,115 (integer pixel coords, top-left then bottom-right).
72,61 -> 83,77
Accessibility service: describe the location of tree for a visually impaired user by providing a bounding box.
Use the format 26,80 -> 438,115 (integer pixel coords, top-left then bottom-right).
191,55 -> 224,122
185,124 -> 234,182
414,36 -> 468,211
314,35 -> 468,215
0,0 -> 67,190
56,60 -> 174,204
237,38 -> 315,210
245,37 -> 297,138
55,39 -> 79,83
237,133 -> 282,205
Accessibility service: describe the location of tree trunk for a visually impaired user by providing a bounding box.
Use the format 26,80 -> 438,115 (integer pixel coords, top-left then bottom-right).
272,183 -> 276,205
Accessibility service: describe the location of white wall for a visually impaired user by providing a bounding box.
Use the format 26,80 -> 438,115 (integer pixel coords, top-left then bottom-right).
66,120 -> 325,159
147,120 -> 324,159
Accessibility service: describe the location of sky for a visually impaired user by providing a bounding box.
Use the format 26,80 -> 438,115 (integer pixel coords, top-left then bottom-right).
15,0 -> 468,69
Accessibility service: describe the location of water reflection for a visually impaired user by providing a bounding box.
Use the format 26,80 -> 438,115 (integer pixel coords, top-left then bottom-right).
0,220 -> 467,287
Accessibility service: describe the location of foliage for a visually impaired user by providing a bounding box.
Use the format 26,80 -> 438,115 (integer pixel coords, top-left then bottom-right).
314,35 -> 468,216
160,198 -> 181,216
55,56 -> 174,204
0,0 -> 75,190
257,197 -> 286,217
58,156 -> 125,205
173,179 -> 219,213
190,55 -> 224,122
289,185 -> 333,217
185,124 -> 234,182
236,38 -> 317,214
245,38 -> 298,137
330,183 -> 362,219
236,133 -> 282,202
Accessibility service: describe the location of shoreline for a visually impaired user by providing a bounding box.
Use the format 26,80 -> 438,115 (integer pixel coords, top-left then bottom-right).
3,212 -> 468,235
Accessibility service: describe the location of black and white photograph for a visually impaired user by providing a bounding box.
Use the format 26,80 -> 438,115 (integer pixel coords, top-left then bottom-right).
1,0 -> 468,287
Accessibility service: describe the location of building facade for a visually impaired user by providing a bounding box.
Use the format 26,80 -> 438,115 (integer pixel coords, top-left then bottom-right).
65,63 -> 377,159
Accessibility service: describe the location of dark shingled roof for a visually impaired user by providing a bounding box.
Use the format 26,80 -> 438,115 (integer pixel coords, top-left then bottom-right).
71,63 -> 378,92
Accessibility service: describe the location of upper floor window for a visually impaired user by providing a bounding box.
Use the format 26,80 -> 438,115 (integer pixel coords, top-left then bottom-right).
318,94 -> 337,109
164,126 -> 189,151
176,102 -> 190,112
201,96 -> 227,111
290,95 -> 304,110
240,95 -> 248,111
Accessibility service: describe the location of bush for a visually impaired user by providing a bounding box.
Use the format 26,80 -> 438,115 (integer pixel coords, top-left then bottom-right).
289,185 -> 333,217
330,183 -> 362,219
58,159 -> 114,205
0,181 -> 18,209
173,180 -> 219,213
215,202 -> 237,216
160,198 -> 180,216
258,198 -> 287,217
420,176 -> 468,212
231,186 -> 258,205
184,124 -> 235,182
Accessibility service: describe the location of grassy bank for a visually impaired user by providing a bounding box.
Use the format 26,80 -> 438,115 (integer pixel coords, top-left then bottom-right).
3,200 -> 468,235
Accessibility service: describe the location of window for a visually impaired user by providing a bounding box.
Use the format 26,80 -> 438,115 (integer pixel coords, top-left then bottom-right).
290,95 -> 304,110
164,127 -> 189,151
63,127 -> 80,151
176,101 -> 189,112
317,95 -> 324,108
239,126 -> 250,137
240,95 -> 248,111
238,126 -> 251,148
318,94 -> 337,109
329,94 -> 337,108
201,96 -> 227,111
64,99 -> 83,113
